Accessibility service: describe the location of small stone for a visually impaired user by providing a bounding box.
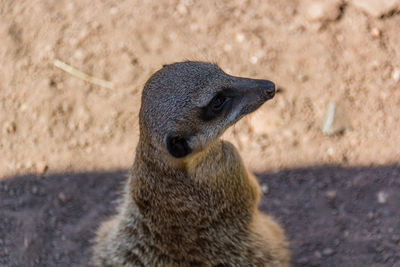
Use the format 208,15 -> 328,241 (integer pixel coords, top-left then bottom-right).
297,74 -> 309,82
370,27 -> 381,38
58,192 -> 67,203
314,250 -> 322,258
343,230 -> 349,237
20,104 -> 28,112
110,7 -> 118,15
261,184 -> 269,195
176,4 -> 187,15
367,211 -> 375,220
235,33 -> 245,43
325,190 -> 337,200
31,186 -> 38,195
3,121 -> 16,134
303,0 -> 343,22
377,191 -> 388,204
24,237 -> 28,248
392,68 -> 400,83
351,0 -> 400,18
25,160 -> 33,169
73,49 -> 84,60
36,162 -> 48,175
250,56 -> 258,64
392,235 -> 400,243
323,247 -> 334,256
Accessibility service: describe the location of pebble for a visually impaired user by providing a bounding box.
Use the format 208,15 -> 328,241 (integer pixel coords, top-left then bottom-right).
350,0 -> 400,18
377,191 -> 388,204
370,27 -> 381,38
343,230 -> 349,237
261,184 -> 269,195
20,103 -> 28,112
323,247 -> 335,256
367,211 -> 375,220
297,74 -> 309,82
250,56 -> 258,64
25,160 -> 33,169
24,237 -> 29,248
36,161 -> 48,175
314,250 -> 322,258
302,0 -> 343,22
109,7 -> 118,15
392,68 -> 400,83
73,49 -> 84,60
176,4 -> 188,15
3,121 -> 16,134
31,186 -> 38,195
58,192 -> 67,203
235,33 -> 245,43
325,190 -> 337,200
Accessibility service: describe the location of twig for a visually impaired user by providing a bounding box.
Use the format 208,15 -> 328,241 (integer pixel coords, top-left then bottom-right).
53,59 -> 114,89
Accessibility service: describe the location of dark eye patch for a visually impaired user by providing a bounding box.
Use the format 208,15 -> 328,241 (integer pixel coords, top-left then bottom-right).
200,92 -> 232,121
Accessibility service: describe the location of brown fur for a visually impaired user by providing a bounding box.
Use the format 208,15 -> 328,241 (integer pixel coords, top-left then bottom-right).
92,62 -> 289,266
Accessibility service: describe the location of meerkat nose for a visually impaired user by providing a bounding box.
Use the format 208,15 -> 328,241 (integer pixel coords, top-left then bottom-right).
260,80 -> 275,100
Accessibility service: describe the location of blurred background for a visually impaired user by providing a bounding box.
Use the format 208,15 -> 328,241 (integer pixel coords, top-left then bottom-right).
0,0 -> 399,266
1,0 -> 399,176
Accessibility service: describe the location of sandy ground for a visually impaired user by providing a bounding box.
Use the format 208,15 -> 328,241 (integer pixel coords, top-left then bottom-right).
1,0 -> 400,266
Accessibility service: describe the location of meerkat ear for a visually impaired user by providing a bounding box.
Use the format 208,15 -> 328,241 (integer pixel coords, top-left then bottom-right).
165,134 -> 192,158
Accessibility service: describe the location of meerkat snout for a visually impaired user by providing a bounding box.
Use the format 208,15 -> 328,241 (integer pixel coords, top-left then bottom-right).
259,79 -> 276,99
140,61 -> 276,160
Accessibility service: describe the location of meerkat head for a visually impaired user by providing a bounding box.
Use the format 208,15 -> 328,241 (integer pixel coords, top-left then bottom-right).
139,61 -> 275,160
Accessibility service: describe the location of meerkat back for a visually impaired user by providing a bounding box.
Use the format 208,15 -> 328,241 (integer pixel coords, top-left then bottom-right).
92,61 -> 289,267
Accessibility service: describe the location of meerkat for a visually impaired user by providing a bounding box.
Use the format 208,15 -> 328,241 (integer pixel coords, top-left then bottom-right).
92,61 -> 289,266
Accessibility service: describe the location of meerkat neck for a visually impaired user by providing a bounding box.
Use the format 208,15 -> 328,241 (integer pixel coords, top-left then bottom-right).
128,139 -> 257,229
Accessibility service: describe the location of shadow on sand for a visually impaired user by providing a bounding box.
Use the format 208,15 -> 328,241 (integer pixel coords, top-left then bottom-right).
0,165 -> 399,266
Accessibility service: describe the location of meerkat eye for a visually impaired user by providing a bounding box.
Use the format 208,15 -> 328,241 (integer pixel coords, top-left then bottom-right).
200,93 -> 231,121
210,95 -> 228,112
